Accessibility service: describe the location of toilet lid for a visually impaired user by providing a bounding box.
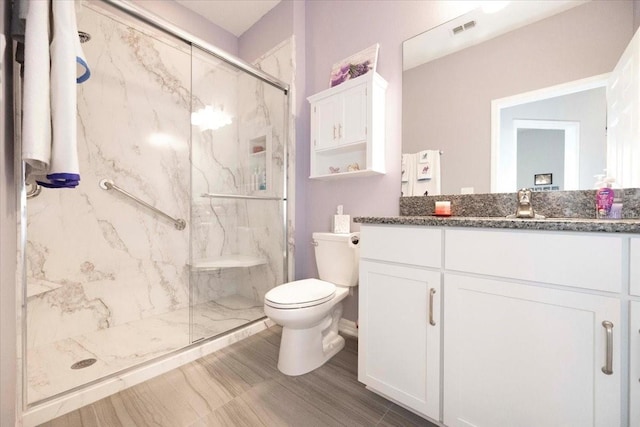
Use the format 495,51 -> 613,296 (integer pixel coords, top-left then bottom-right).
265,279 -> 336,309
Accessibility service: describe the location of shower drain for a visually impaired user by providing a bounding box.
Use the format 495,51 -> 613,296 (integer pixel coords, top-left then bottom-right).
70,358 -> 97,370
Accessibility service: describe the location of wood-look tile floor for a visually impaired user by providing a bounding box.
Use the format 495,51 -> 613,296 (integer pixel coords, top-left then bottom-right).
40,326 -> 438,427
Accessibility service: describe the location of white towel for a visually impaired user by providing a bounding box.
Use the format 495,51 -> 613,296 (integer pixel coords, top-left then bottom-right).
401,154 -> 409,182
401,153 -> 415,197
22,0 -> 51,181
22,0 -> 90,188
416,150 -> 432,180
412,150 -> 441,196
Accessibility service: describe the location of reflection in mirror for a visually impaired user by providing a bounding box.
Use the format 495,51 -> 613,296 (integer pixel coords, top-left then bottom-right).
492,75 -> 607,193
402,1 -> 634,195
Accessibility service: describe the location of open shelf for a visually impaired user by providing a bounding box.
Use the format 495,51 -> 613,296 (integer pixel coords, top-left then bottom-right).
309,169 -> 384,180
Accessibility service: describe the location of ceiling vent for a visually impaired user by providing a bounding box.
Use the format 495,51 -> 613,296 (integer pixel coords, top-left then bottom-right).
452,20 -> 477,36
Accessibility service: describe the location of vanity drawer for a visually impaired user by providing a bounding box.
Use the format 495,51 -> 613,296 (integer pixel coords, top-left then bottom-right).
360,224 -> 442,268
631,238 -> 640,297
445,229 -> 622,293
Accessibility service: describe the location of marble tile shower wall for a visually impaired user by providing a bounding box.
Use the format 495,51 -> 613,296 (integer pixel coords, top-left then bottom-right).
26,6 -> 192,350
26,4 -> 292,351
189,40 -> 291,308
235,40 -> 291,303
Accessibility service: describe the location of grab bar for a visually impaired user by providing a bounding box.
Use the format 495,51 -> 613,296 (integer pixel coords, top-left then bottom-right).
99,179 -> 186,230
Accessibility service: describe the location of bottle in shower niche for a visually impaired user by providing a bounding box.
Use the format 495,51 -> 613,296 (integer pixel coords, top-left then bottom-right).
258,168 -> 267,190
250,168 -> 257,191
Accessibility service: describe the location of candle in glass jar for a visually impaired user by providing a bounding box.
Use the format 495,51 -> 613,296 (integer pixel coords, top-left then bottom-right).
435,201 -> 451,216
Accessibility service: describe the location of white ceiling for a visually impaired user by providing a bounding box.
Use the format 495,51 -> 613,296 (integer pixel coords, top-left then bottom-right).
175,0 -> 281,37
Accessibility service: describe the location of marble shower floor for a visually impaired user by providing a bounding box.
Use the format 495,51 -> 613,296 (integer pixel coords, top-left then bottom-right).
41,326 -> 437,427
27,295 -> 265,404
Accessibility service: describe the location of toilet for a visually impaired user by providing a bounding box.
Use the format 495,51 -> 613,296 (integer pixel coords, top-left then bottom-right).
264,232 -> 360,376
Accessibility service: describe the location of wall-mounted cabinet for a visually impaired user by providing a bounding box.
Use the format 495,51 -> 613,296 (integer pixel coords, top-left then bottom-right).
308,72 -> 387,180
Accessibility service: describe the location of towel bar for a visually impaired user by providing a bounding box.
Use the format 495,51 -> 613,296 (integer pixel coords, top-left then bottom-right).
201,192 -> 285,201
99,179 -> 186,230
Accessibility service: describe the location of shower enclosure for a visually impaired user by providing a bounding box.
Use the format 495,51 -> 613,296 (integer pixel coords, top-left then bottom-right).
21,1 -> 289,407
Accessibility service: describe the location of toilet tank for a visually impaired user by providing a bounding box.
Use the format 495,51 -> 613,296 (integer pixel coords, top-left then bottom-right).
313,232 -> 360,287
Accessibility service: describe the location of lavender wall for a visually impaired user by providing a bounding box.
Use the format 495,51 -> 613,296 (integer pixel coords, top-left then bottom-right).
239,1 -> 293,63
303,1 -> 479,321
292,1 -> 309,280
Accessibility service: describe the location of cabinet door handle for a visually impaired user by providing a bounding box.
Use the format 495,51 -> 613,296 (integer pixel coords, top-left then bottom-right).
333,125 -> 337,140
602,320 -> 614,375
429,288 -> 436,326
338,123 -> 342,138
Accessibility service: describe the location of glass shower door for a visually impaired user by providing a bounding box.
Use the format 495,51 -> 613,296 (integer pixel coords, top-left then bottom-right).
189,46 -> 287,342
24,3 -> 193,404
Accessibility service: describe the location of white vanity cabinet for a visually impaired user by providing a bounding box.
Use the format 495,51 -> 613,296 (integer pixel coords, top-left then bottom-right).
358,224 -> 631,426
358,225 -> 442,421
630,238 -> 640,296
631,301 -> 640,427
443,274 -> 620,427
308,73 -> 387,179
443,228 -> 621,427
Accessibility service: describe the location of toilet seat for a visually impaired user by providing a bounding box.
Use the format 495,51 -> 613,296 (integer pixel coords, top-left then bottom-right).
265,279 -> 336,309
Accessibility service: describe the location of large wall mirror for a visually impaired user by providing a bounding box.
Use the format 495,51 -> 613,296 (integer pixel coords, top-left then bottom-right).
402,1 -> 635,196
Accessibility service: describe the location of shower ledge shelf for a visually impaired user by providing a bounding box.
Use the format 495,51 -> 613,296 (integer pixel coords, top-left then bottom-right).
191,255 -> 267,271
26,278 -> 64,298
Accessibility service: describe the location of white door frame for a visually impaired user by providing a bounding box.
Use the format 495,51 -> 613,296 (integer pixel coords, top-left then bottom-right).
491,73 -> 609,193
512,119 -> 580,190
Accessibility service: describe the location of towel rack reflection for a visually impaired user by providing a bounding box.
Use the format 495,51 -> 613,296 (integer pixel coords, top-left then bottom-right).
99,179 -> 186,230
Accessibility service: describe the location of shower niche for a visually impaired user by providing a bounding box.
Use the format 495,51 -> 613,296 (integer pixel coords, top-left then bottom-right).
248,127 -> 272,193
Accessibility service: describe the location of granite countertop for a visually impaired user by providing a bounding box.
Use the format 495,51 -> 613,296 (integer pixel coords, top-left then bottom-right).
354,216 -> 640,233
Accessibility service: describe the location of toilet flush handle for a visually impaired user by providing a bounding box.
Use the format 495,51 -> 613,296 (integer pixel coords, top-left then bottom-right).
311,240 -> 318,246
348,232 -> 360,248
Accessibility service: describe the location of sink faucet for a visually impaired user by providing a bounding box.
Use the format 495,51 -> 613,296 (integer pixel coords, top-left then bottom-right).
515,188 -> 535,218
506,188 -> 546,219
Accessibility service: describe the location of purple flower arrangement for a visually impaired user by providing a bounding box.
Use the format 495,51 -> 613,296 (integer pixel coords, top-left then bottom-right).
330,60 -> 371,87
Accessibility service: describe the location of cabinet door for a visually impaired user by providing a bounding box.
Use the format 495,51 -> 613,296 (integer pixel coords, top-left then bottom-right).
444,274 -> 620,427
340,83 -> 367,145
312,96 -> 340,149
631,302 -> 640,427
359,260 -> 441,421
631,238 -> 640,297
